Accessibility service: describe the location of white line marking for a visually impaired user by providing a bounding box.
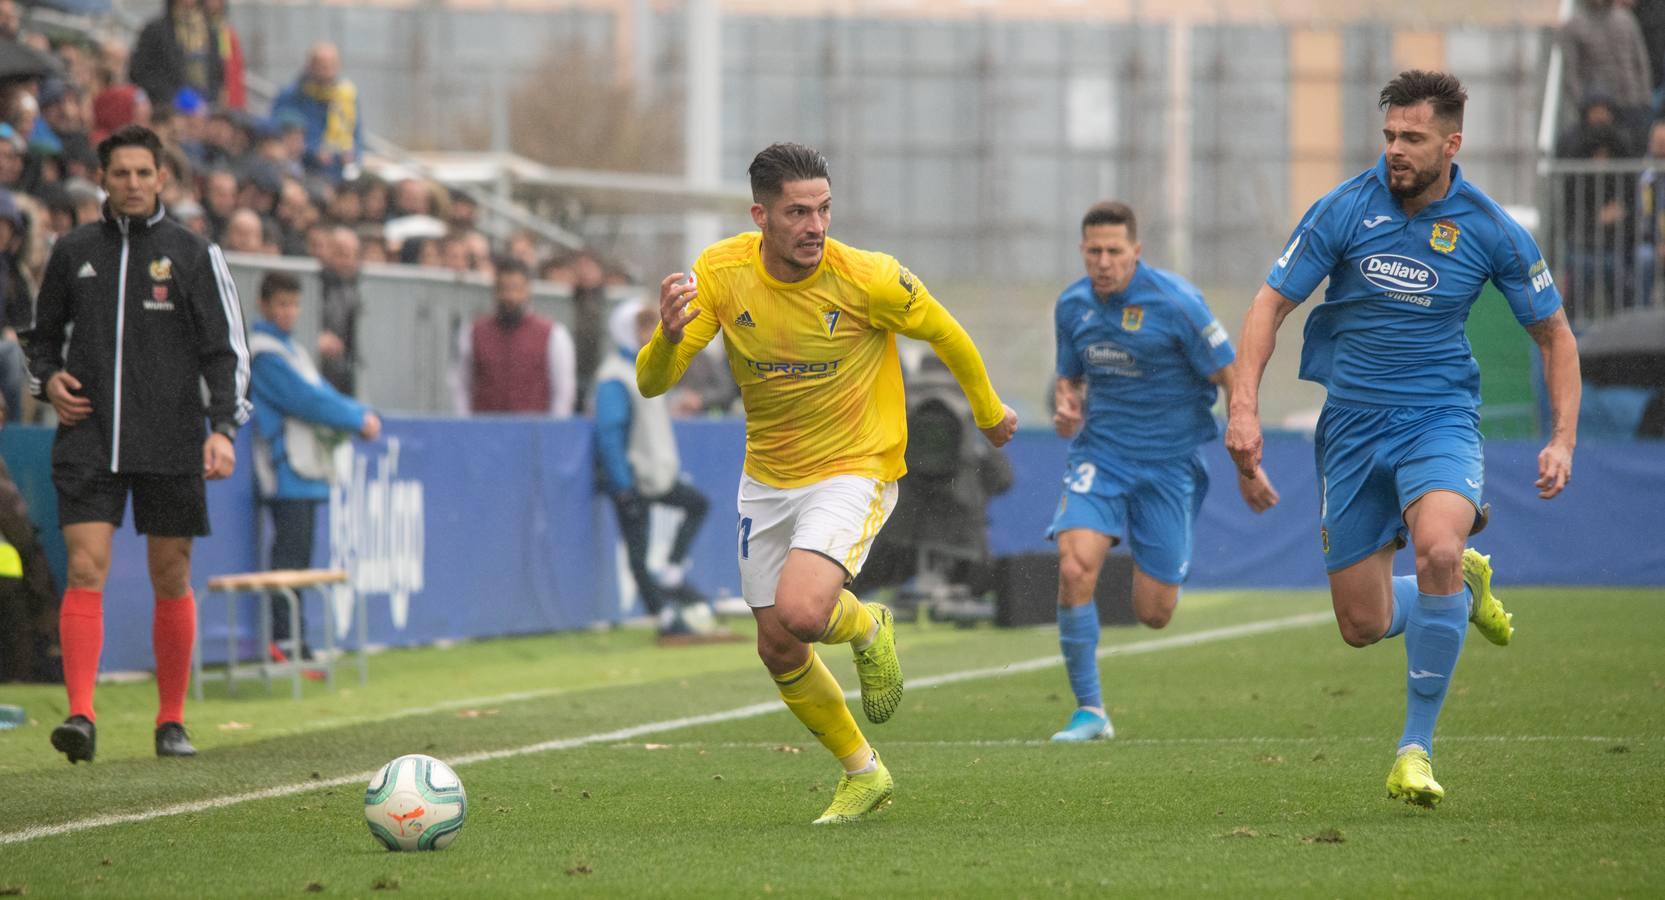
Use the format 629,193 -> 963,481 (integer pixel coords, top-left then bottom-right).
612,735 -> 1659,750
0,612 -> 1329,846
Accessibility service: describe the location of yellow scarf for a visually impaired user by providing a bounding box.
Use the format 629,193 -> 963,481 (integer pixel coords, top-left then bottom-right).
302,79 -> 357,154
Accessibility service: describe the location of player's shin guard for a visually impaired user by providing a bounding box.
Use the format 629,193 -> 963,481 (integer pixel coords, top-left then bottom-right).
819,590 -> 876,648
153,591 -> 196,726
1383,575 -> 1417,640
1058,602 -> 1103,710
60,588 -> 104,721
1399,589 -> 1468,754
773,651 -> 866,761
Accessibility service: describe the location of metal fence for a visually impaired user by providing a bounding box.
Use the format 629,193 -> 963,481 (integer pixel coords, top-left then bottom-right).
1540,157 -> 1664,325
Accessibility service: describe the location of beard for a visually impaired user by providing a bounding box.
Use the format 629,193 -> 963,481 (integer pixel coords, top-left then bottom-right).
1388,161 -> 1444,200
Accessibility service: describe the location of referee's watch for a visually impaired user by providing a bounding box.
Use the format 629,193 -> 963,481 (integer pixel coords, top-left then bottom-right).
212,422 -> 238,440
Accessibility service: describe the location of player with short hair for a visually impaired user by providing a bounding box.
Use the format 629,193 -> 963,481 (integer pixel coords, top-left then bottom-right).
1048,200 -> 1279,742
25,124 -> 251,763
638,142 -> 1016,824
1227,70 -> 1581,806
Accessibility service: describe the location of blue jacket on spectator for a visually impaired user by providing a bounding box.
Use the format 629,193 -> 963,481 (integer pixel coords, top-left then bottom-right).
594,346 -> 637,494
250,318 -> 370,501
270,76 -> 363,183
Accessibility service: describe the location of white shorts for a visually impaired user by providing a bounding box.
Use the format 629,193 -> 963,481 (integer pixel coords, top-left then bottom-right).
736,473 -> 899,609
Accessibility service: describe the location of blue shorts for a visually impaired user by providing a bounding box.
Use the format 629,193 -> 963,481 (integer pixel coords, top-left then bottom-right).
1314,404 -> 1484,573
1046,451 -> 1208,585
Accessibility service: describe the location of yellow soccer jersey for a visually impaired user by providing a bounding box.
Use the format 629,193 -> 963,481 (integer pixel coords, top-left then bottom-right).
638,232 -> 1004,489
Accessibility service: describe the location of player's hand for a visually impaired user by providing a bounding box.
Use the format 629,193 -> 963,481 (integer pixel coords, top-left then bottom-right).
1535,440 -> 1573,499
203,432 -> 236,480
1224,410 -> 1263,478
360,411 -> 382,441
980,404 -> 1018,448
317,330 -> 346,360
46,371 -> 93,426
1053,385 -> 1082,438
1236,465 -> 1280,514
657,272 -> 700,344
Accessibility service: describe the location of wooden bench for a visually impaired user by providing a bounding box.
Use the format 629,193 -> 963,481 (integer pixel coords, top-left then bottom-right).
192,568 -> 365,700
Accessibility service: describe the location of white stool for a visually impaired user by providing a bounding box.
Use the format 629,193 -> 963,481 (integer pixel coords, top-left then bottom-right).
192,569 -> 362,700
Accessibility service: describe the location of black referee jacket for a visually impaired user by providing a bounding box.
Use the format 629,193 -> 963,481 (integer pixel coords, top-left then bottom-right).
23,203 -> 251,474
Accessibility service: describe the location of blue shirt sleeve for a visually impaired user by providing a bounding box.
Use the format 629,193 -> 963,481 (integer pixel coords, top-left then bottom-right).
1175,290 -> 1236,379
1266,192 -> 1349,303
1487,214 -> 1563,326
593,379 -> 634,493
1055,297 -> 1083,379
251,352 -> 368,434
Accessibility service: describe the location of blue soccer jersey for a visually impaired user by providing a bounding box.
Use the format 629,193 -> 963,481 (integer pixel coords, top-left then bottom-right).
1055,261 -> 1236,462
1266,156 -> 1561,408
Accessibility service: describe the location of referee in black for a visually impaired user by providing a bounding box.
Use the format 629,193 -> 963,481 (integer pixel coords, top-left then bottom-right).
23,125 -> 251,763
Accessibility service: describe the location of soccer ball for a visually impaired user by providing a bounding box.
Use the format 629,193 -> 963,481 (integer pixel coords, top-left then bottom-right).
364,754 -> 467,851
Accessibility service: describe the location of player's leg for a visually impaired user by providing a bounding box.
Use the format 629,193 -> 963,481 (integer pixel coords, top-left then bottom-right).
49,464 -> 125,763
136,474 -> 209,758
1123,453 -> 1213,631
1313,406 -> 1410,647
1046,458 -> 1131,742
784,476 -> 901,726
738,476 -> 889,823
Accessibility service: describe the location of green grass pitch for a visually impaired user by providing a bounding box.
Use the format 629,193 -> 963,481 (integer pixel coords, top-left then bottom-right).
0,588 -> 1660,897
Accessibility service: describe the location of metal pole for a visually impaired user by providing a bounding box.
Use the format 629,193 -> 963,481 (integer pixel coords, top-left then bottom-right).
683,0 -> 722,268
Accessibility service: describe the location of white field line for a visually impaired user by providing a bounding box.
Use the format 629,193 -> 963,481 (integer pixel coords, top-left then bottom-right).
611,735 -> 1658,750
0,611 -> 1329,847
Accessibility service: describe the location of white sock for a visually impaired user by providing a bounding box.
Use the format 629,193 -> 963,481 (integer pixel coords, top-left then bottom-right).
846,750 -> 877,776
851,621 -> 879,653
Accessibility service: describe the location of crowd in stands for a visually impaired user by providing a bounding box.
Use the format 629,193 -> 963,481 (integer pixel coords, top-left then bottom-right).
0,0 -> 741,422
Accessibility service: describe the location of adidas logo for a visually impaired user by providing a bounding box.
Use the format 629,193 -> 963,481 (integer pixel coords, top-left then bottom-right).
77,262 -> 96,279
734,311 -> 756,328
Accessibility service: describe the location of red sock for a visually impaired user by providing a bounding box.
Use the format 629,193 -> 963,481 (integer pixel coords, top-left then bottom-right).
153,591 -> 196,727
59,588 -> 104,721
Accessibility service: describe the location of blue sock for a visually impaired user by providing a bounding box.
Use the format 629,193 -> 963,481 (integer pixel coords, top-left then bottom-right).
1399,588 -> 1469,754
1057,603 -> 1102,710
1382,575 -> 1417,640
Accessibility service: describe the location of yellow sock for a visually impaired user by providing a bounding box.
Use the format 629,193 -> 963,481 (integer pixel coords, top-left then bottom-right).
819,590 -> 876,647
773,651 -> 867,765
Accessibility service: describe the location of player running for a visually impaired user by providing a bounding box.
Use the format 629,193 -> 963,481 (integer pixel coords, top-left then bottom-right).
1226,71 -> 1581,806
638,142 -> 1017,824
1048,200 -> 1279,742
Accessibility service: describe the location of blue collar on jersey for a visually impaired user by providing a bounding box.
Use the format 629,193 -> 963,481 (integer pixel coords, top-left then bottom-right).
1371,154 -> 1466,212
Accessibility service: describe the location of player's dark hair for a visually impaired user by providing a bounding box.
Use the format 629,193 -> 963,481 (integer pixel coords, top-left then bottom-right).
96,124 -> 165,170
495,257 -> 532,281
258,270 -> 302,301
1082,201 -> 1137,239
748,143 -> 830,204
1378,70 -> 1467,132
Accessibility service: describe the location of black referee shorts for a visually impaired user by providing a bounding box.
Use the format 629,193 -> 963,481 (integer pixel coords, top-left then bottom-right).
53,465 -> 210,537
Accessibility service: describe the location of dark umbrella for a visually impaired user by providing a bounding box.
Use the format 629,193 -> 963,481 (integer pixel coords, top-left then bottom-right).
0,37 -> 60,82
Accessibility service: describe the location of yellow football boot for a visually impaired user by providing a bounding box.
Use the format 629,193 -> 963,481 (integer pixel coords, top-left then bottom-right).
1463,549 -> 1513,646
1386,747 -> 1445,808
852,602 -> 904,724
812,753 -> 894,825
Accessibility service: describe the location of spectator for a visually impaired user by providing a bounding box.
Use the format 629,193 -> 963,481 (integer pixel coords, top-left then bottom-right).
327,179 -> 362,224
221,207 -> 270,255
317,225 -> 362,395
130,0 -> 221,113
396,234 -> 441,267
593,300 -> 711,626
303,220 -> 331,261
248,271 -> 379,664
199,107 -> 244,168
203,0 -> 245,110
236,161 -> 280,220
1636,118 -> 1665,305
357,226 -> 388,264
270,42 -> 361,183
1568,123 -> 1641,313
0,126 -> 25,190
62,177 -> 100,229
439,234 -> 472,274
568,249 -> 607,414
506,229 -> 540,271
445,188 -> 478,233
170,87 -> 208,165
274,177 -> 316,256
671,341 -> 741,416
38,183 -> 78,240
1562,0 -> 1653,145
200,168 -> 237,239
171,198 -> 207,238
383,177 -> 446,249
90,84 -> 151,145
359,176 -> 388,222
0,189 -> 29,420
24,124 -> 249,762
0,0 -> 19,43
452,258 -> 574,415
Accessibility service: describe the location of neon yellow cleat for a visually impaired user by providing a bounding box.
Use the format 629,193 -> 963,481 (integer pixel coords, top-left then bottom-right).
1386,746 -> 1445,808
853,602 -> 903,724
1463,549 -> 1513,646
812,753 -> 894,825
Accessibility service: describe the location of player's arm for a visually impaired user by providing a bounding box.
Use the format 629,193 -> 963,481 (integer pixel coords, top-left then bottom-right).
637,269 -> 719,398
1525,309 -> 1580,500
872,263 -> 1015,446
192,244 -> 250,479
1224,284 -> 1300,477
1053,299 -> 1085,438
1211,364 -> 1280,513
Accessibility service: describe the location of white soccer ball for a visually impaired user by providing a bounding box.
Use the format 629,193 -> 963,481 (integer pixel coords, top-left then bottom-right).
364,754 -> 467,851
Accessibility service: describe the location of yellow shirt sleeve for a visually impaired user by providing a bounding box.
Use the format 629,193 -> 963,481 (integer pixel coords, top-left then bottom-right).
866,256 -> 1006,429
636,263 -> 721,398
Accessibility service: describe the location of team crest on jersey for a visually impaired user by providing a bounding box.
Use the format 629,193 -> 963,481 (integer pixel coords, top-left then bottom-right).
1429,220 -> 1460,254
1121,306 -> 1144,331
148,256 -> 173,281
821,307 -> 841,335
